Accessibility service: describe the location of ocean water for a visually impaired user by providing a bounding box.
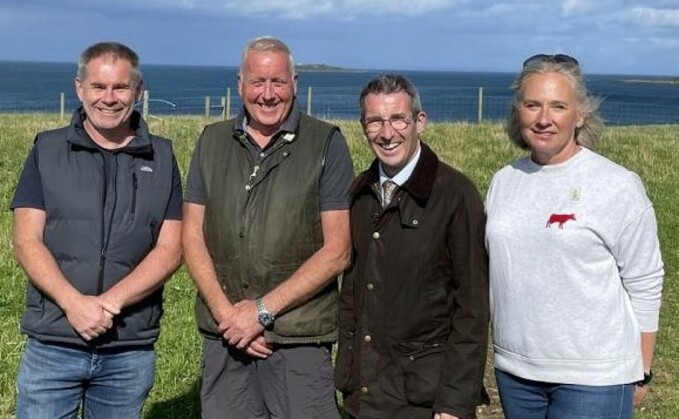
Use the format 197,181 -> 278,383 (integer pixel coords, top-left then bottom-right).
1,61 -> 678,125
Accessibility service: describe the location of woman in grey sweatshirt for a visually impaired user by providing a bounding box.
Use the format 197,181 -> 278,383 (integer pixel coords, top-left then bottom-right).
485,54 -> 663,419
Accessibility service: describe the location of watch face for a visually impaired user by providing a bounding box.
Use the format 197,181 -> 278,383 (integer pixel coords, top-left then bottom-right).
256,297 -> 274,327
258,312 -> 274,327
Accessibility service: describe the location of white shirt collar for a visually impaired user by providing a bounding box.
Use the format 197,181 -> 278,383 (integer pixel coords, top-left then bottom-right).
379,141 -> 422,187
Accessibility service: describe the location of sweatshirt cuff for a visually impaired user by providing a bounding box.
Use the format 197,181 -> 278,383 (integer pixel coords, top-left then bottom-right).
634,308 -> 660,332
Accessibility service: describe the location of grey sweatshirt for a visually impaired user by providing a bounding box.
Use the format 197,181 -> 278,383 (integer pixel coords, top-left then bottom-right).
485,147 -> 663,385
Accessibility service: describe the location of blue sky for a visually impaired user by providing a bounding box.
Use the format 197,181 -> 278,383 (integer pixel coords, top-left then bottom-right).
1,0 -> 678,76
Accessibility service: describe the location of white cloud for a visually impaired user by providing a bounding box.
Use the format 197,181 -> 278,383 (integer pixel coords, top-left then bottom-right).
142,0 -> 466,18
647,37 -> 679,47
561,0 -> 591,17
622,6 -> 679,27
474,3 -> 518,17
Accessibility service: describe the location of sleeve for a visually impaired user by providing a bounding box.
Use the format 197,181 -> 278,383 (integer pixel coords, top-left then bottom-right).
335,258 -> 358,393
616,204 -> 664,332
434,179 -> 490,418
184,130 -> 207,205
163,154 -> 184,220
11,142 -> 45,211
319,129 -> 355,211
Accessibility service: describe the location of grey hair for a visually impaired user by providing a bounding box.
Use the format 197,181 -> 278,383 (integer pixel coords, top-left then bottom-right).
77,42 -> 142,87
505,59 -> 604,150
238,36 -> 296,78
359,74 -> 423,118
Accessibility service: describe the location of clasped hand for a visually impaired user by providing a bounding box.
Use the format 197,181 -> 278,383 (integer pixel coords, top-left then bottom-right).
64,294 -> 120,341
219,299 -> 272,359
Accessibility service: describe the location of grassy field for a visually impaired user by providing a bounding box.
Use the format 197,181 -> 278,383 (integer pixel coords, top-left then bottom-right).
0,114 -> 677,418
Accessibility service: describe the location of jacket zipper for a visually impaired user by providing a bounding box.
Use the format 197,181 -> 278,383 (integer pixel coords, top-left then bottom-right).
97,152 -> 107,295
239,139 -> 290,234
98,154 -> 119,294
238,138 -> 292,290
131,172 -> 138,216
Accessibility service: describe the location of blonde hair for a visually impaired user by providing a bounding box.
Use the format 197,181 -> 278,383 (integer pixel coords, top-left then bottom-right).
505,59 -> 603,150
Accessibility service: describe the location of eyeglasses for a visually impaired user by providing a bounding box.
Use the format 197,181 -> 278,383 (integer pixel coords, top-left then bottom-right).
362,114 -> 415,133
523,54 -> 579,69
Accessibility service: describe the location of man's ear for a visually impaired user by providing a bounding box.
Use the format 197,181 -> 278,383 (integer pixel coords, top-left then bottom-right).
415,111 -> 427,135
75,77 -> 84,102
135,79 -> 144,102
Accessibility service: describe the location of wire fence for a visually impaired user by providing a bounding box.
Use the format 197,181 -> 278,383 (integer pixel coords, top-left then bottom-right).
3,86 -> 679,126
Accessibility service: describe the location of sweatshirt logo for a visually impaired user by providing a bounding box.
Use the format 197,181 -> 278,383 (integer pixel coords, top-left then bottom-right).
546,213 -> 576,229
140,165 -> 153,173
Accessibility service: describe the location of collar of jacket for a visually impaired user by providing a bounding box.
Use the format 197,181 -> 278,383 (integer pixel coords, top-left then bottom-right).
350,141 -> 439,206
65,107 -> 154,157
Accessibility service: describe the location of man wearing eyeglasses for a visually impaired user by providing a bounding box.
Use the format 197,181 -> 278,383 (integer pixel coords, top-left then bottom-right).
335,74 -> 489,419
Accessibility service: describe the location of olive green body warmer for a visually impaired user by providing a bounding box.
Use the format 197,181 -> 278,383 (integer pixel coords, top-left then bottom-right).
194,115 -> 340,344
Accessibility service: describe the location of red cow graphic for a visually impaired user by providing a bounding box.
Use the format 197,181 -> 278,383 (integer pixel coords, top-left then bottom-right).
546,213 -> 576,229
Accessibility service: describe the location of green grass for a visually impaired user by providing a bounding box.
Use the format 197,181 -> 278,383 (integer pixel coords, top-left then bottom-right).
0,114 -> 677,418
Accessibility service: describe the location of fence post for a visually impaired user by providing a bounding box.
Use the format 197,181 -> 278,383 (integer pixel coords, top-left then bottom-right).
205,96 -> 211,120
226,87 -> 231,120
307,86 -> 312,116
143,90 -> 149,120
477,87 -> 483,123
60,92 -> 65,123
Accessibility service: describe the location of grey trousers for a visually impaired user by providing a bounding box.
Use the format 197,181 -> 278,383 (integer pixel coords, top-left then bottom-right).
200,337 -> 340,419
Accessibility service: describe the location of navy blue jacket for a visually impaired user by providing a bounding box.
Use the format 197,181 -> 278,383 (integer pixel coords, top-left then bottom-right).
19,110 -> 176,348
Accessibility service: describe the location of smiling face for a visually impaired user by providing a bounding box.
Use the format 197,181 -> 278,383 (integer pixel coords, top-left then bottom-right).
238,50 -> 297,139
517,72 -> 584,165
75,54 -> 140,144
362,92 -> 426,177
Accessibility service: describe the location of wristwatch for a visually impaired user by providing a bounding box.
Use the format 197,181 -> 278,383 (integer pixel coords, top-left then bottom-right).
636,370 -> 653,387
256,297 -> 275,328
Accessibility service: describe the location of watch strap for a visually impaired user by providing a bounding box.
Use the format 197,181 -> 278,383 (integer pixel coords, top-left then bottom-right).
256,297 -> 275,327
636,370 -> 653,387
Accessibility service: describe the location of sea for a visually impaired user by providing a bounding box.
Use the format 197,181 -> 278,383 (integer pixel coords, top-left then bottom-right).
1,61 -> 678,125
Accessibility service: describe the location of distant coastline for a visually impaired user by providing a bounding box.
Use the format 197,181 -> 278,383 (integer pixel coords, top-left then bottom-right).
622,78 -> 679,85
295,63 -> 347,72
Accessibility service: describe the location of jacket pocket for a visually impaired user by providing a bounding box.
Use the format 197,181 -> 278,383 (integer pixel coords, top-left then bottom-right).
400,342 -> 445,407
334,328 -> 357,393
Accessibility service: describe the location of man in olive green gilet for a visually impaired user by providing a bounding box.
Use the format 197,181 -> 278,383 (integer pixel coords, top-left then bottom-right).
183,36 -> 354,419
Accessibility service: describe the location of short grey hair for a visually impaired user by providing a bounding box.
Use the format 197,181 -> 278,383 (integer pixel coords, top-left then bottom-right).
359,74 -> 423,118
77,42 -> 142,87
238,36 -> 296,78
505,58 -> 603,150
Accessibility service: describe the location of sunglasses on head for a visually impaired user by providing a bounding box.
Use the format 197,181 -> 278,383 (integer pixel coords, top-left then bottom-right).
523,54 -> 579,68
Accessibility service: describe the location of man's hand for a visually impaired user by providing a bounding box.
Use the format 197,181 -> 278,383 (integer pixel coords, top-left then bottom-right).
63,294 -> 121,341
97,293 -> 124,318
434,413 -> 460,419
219,299 -> 264,349
634,384 -> 649,407
242,335 -> 273,359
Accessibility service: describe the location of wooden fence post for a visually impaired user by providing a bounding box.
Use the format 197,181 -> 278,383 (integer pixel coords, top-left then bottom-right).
143,90 -> 149,120
60,92 -> 65,123
477,87 -> 483,123
307,86 -> 312,116
205,96 -> 211,120
225,87 -> 231,120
